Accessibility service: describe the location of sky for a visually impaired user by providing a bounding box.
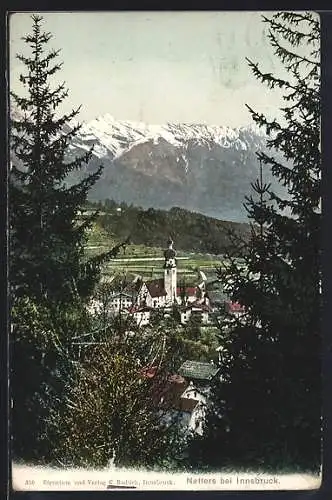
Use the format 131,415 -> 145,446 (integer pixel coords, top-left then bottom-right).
9,11 -> 292,127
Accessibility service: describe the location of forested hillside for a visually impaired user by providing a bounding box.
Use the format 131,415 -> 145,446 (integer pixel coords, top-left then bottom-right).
84,199 -> 251,255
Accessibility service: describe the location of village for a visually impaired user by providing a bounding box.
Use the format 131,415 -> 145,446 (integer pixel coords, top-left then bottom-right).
89,237 -> 244,326
81,237 -> 245,436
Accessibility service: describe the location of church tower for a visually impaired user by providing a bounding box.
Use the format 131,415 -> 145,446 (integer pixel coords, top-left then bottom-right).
164,237 -> 177,303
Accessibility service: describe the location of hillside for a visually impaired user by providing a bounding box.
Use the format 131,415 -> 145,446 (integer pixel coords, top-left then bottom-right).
84,200 -> 251,256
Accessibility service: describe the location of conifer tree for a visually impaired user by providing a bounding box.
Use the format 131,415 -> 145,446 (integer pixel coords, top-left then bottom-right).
191,12 -> 321,471
10,15 -> 127,461
10,14 -> 123,304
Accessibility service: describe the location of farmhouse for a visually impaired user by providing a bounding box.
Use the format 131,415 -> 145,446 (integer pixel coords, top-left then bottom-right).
108,292 -> 134,312
178,300 -> 213,325
159,361 -> 221,435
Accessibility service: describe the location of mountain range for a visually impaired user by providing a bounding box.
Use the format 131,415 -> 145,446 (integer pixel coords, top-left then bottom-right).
12,109 -> 283,223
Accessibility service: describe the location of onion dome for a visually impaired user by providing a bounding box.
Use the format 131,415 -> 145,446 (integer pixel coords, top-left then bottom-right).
164,247 -> 176,259
164,237 -> 176,259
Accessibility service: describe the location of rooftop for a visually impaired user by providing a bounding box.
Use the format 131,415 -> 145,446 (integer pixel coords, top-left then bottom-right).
110,292 -> 133,299
146,278 -> 167,298
128,305 -> 152,314
180,301 -> 212,313
226,300 -> 245,313
178,360 -> 220,381
158,377 -> 198,413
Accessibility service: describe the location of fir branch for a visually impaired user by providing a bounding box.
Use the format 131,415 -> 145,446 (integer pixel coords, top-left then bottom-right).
246,58 -> 293,90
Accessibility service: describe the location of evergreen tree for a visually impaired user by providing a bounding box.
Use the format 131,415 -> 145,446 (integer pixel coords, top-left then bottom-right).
191,12 -> 321,471
11,296 -> 91,462
10,15 -> 128,461
10,15 -> 124,304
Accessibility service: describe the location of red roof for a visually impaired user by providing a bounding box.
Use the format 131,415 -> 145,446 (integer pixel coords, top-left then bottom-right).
146,279 -> 167,298
226,301 -> 245,312
159,378 -> 199,413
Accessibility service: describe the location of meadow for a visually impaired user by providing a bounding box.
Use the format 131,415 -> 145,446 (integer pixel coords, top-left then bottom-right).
85,223 -> 225,284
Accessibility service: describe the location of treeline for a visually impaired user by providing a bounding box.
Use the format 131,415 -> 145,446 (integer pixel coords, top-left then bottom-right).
85,199 -> 250,255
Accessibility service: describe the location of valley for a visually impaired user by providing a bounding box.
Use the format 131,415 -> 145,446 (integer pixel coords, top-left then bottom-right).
83,201 -> 248,286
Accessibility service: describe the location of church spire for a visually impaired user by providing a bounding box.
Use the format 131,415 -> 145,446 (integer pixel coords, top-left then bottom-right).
164,236 -> 177,303
164,236 -> 176,264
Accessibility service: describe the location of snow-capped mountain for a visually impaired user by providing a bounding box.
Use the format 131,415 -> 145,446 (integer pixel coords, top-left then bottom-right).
67,114 -> 274,222
10,107 -> 280,222
70,113 -> 266,160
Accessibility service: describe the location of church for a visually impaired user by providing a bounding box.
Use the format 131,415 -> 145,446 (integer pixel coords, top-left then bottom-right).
136,237 -> 198,308
89,237 -> 216,327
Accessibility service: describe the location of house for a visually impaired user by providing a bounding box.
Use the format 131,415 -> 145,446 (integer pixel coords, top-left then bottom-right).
87,291 -> 134,316
176,286 -> 199,305
178,360 -> 220,385
137,279 -> 167,308
180,382 -> 208,435
158,374 -> 207,435
139,368 -> 203,434
179,301 -> 213,325
159,361 -> 220,435
225,300 -> 245,317
128,305 -> 152,326
108,292 -> 135,312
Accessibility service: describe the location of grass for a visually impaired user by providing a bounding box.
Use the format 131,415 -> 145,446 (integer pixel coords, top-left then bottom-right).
85,223 -> 225,283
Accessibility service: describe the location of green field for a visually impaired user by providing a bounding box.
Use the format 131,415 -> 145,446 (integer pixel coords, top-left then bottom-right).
85,224 -> 225,284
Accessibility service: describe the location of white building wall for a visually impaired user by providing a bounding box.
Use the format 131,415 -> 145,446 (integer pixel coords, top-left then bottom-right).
137,283 -> 149,306
151,295 -> 166,308
180,385 -> 207,436
190,403 -> 206,435
180,310 -> 192,324
137,284 -> 166,308
134,310 -> 151,326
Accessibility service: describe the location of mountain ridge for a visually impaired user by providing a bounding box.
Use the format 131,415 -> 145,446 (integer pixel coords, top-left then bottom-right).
67,114 -> 274,222
70,113 -> 267,160
10,108 -> 281,223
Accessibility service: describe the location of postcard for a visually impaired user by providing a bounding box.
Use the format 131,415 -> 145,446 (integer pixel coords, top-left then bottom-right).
8,10 -> 322,491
